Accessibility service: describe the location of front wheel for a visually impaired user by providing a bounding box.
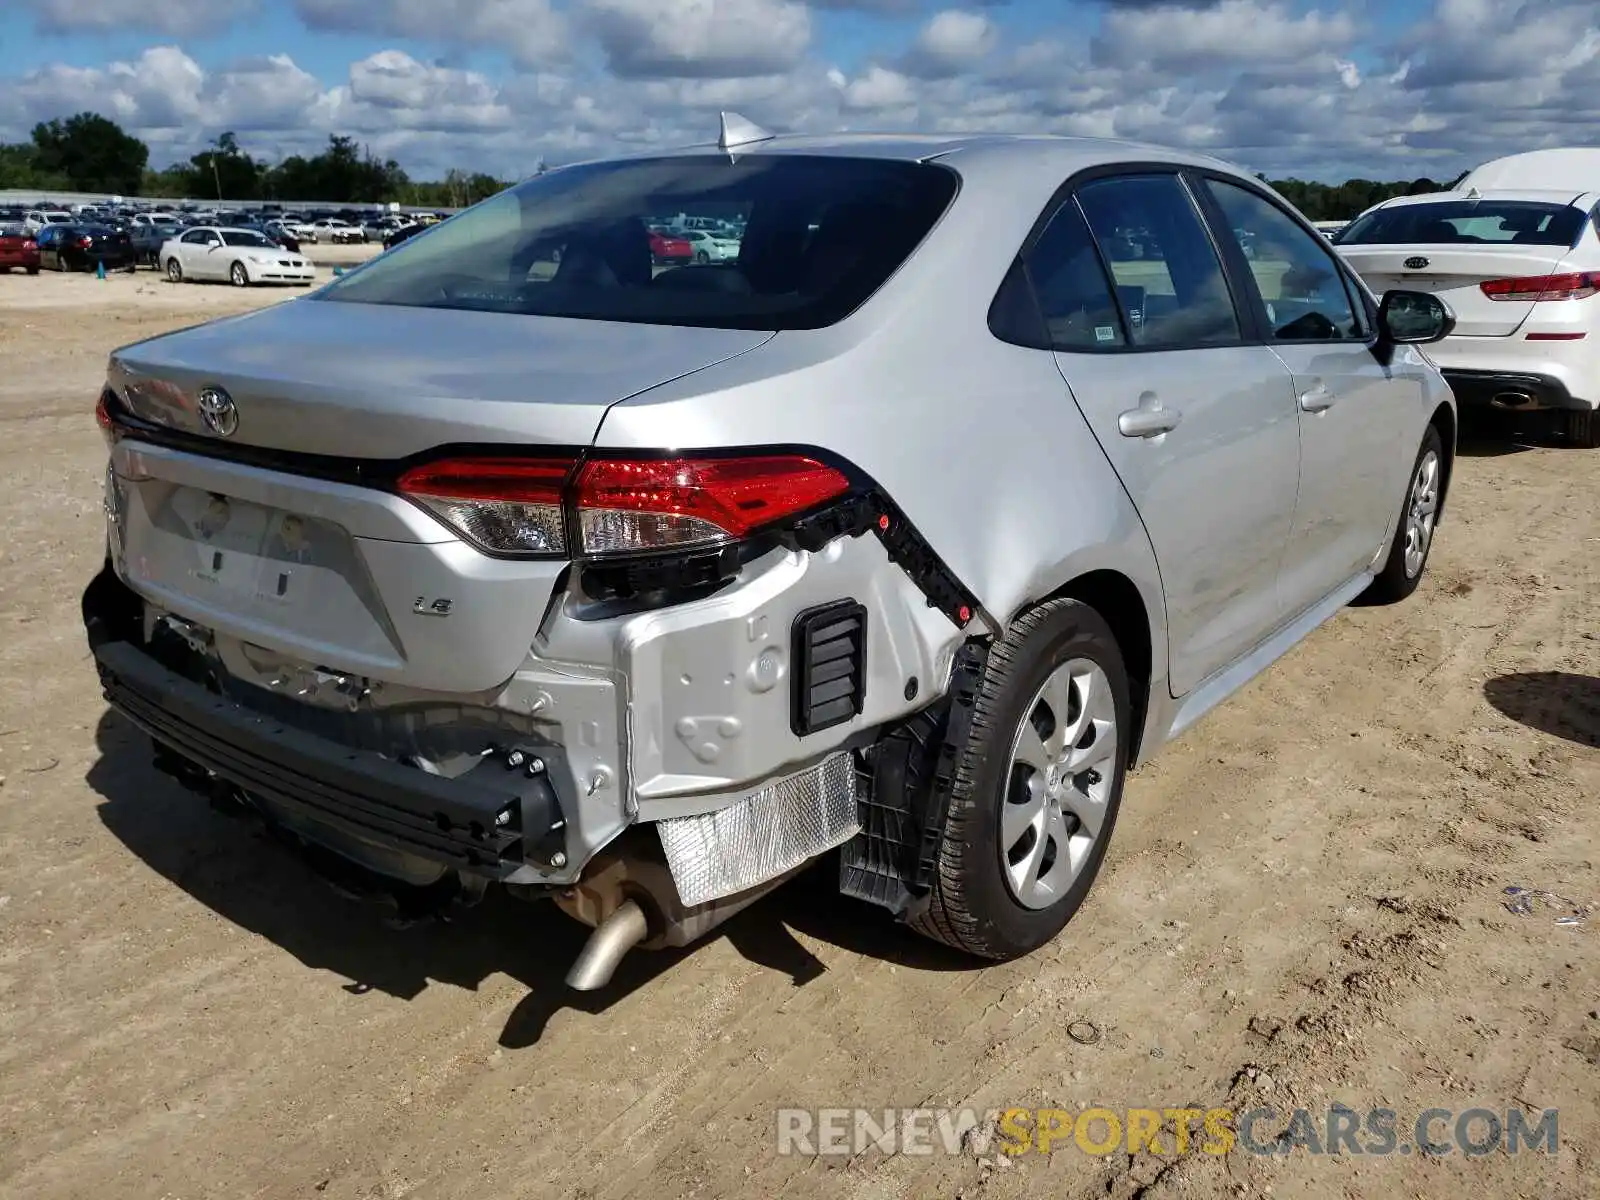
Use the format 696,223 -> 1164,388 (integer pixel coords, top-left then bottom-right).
230,261 -> 248,287
166,258 -> 183,283
1363,424 -> 1444,604
911,598 -> 1130,960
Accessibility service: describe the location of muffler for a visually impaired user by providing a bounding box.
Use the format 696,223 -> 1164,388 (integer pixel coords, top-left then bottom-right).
549,834 -> 803,990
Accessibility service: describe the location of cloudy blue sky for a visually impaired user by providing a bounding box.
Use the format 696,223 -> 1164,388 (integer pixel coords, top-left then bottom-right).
0,0 -> 1594,182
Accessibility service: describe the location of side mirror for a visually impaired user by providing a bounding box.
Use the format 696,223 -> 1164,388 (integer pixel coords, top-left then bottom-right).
1379,289 -> 1455,345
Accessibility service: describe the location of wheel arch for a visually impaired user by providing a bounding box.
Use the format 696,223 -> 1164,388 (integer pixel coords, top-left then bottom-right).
1016,567 -> 1157,766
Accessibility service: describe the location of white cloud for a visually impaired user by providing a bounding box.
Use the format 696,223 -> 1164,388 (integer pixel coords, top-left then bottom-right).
21,0 -> 255,36
901,11 -> 999,79
295,0 -> 567,68
833,64 -> 918,111
1093,0 -> 1357,72
582,0 -> 812,79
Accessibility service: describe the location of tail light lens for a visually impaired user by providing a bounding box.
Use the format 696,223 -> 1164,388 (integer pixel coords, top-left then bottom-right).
95,390 -> 121,446
396,452 -> 852,558
78,236 -> 93,248
397,457 -> 574,555
23,239 -> 35,251
572,456 -> 850,556
1480,272 -> 1600,302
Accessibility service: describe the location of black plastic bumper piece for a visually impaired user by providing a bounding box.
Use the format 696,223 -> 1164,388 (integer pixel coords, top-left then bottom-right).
93,639 -> 565,878
840,639 -> 988,917
1441,369 -> 1581,412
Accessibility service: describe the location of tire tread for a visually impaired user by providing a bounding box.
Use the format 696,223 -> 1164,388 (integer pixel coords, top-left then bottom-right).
910,597 -> 1102,958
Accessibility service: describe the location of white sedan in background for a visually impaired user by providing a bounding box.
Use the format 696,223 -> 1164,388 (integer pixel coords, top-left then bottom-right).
1335,187 -> 1600,447
161,227 -> 316,287
310,219 -> 366,244
679,229 -> 740,263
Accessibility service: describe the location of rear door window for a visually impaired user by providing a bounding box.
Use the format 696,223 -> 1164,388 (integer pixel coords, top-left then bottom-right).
1022,200 -> 1126,349
1074,175 -> 1244,349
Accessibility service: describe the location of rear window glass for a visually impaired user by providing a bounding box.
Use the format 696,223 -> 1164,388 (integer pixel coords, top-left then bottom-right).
317,154 -> 959,330
1336,201 -> 1586,247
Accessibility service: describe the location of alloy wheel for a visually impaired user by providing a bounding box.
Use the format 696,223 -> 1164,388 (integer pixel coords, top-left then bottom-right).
1002,657 -> 1120,910
1403,449 -> 1440,578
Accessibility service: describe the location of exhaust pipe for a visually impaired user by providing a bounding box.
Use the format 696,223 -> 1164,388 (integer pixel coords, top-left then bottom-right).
565,899 -> 649,991
1491,391 -> 1538,410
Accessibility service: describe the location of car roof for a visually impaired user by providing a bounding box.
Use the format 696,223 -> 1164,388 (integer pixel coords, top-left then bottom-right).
585,130 -> 1239,178
1373,188 -> 1592,209
1459,147 -> 1600,192
1367,188 -> 1600,218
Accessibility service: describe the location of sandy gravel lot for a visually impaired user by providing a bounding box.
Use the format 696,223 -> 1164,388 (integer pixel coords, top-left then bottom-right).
0,267 -> 1596,1200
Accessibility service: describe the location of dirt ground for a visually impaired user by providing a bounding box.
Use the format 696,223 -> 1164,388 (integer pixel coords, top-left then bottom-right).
0,266 -> 1596,1200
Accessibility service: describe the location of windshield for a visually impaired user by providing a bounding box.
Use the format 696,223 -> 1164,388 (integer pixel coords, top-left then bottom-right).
46,213 -> 70,223
222,231 -> 276,248
318,154 -> 959,330
1336,200 -> 1587,247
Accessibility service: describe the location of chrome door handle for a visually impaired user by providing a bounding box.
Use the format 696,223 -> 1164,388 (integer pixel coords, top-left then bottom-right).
1118,403 -> 1183,438
1299,385 -> 1335,412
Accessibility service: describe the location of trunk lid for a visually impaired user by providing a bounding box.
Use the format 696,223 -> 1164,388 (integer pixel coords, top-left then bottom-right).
1336,245 -> 1573,337
108,300 -> 774,457
105,305 -> 774,691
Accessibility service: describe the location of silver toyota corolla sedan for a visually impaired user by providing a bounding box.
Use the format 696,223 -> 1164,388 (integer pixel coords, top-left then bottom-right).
84,118 -> 1457,989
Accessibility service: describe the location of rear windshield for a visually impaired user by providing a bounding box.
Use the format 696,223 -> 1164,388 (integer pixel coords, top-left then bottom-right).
1336,200 -> 1586,247
317,154 -> 960,330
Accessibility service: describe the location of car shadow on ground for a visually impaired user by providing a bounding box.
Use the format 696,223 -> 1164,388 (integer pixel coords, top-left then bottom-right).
87,710 -> 975,1048
1483,672 -> 1600,750
1454,409 -> 1582,457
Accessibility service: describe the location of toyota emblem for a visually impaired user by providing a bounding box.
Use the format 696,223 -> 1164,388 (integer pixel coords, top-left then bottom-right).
1403,255 -> 1430,271
197,386 -> 238,438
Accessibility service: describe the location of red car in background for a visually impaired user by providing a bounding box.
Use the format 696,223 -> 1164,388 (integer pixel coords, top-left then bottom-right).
0,223 -> 40,274
648,228 -> 692,265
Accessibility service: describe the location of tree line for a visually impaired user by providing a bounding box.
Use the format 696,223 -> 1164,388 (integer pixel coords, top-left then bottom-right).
2,111 -> 1469,217
0,112 -> 513,208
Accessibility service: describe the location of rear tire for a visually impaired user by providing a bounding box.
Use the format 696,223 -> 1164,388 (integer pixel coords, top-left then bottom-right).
1363,424 -> 1444,604
26,266 -> 38,275
166,258 -> 183,283
1563,408 -> 1600,449
911,598 -> 1130,960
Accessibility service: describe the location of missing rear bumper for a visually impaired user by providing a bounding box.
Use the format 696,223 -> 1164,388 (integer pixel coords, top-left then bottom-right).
93,637 -> 571,880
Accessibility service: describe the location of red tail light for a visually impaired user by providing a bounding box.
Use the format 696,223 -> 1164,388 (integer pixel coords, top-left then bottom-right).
23,239 -> 36,251
397,453 -> 852,558
78,236 -> 93,248
95,391 -> 121,446
397,457 -> 574,556
572,455 -> 851,556
1480,272 -> 1600,302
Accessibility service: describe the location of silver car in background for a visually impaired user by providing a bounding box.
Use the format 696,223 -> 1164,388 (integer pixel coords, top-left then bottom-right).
84,120 -> 1457,990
